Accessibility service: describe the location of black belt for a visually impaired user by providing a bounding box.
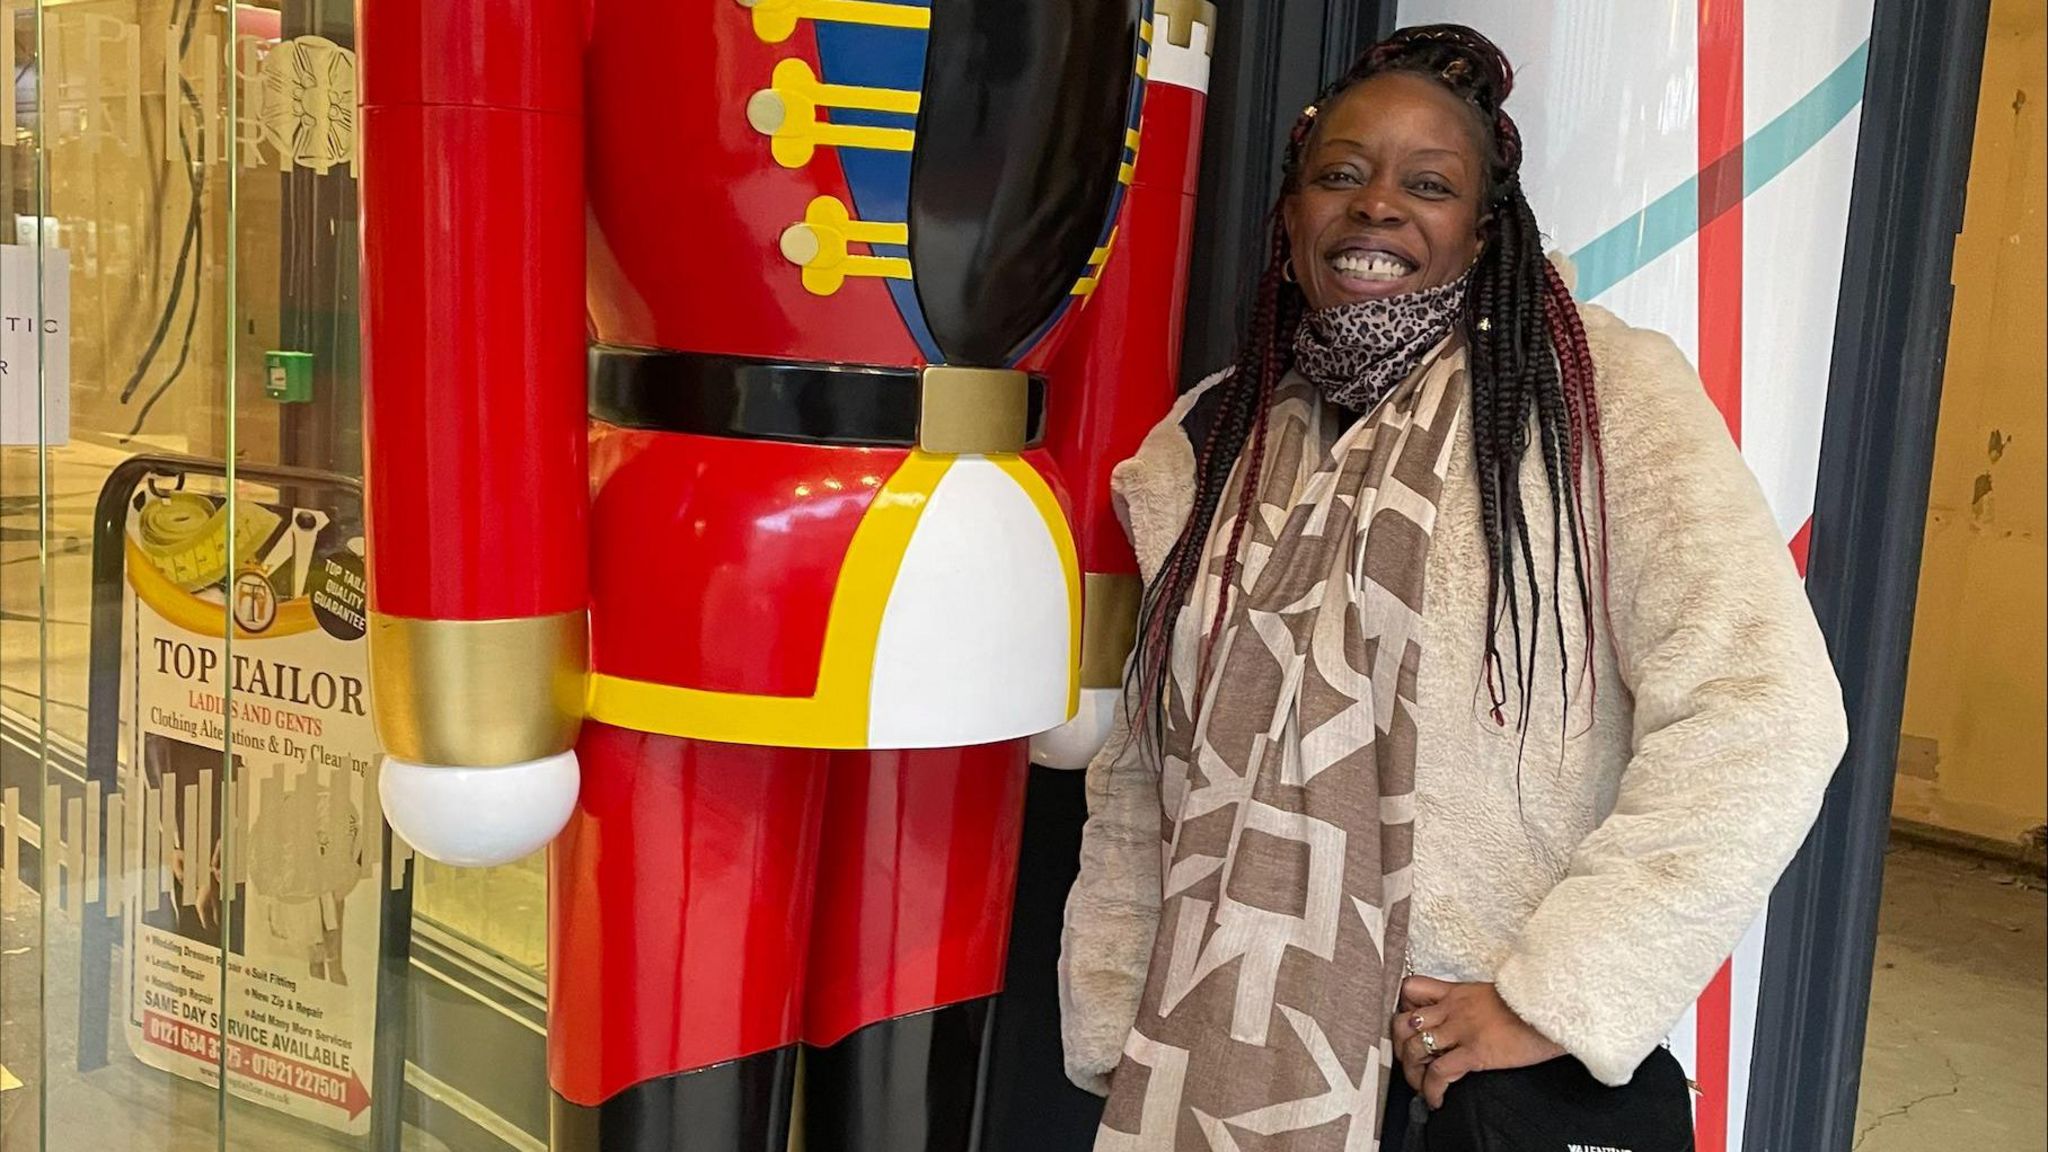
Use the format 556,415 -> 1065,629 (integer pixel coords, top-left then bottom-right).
589,346 -> 1048,449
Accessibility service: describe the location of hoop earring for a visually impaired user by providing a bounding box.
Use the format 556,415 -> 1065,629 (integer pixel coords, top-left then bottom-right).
1282,258 -> 1298,284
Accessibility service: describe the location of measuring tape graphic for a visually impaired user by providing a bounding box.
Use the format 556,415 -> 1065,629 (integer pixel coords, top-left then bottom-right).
132,491 -> 281,592
127,489 -> 320,639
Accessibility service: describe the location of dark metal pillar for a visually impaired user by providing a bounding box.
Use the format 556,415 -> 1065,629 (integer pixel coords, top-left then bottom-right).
1743,1 -> 1992,1148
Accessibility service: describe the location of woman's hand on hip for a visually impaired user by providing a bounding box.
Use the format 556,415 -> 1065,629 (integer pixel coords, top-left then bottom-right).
1393,976 -> 1566,1109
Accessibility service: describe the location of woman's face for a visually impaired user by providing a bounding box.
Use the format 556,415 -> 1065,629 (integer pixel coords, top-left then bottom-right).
1283,72 -> 1488,310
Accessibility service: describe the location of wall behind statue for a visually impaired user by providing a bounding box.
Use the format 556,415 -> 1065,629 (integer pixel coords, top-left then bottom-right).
1894,0 -> 2046,851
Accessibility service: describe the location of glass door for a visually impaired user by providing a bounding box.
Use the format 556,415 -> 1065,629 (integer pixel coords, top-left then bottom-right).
1,4 -> 550,1149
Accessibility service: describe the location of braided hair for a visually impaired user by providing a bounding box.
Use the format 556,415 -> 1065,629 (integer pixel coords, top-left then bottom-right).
1131,24 -> 1609,753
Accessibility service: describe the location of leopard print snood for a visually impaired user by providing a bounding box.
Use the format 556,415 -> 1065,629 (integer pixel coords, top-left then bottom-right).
1291,270 -> 1471,412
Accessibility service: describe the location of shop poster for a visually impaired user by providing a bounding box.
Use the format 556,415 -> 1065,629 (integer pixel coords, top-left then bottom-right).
117,475 -> 385,1135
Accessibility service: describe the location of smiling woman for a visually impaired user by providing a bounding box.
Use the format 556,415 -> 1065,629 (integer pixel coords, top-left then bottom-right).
1284,71 -> 1486,305
1059,23 -> 1850,1152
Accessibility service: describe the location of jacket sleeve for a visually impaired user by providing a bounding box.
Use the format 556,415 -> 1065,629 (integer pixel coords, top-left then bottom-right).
1492,316 -> 1849,1086
359,0 -> 589,774
1056,371 -> 1214,1095
1058,712 -> 1161,1095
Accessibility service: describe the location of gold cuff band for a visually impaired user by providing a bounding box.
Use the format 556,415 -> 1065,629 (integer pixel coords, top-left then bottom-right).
919,366 -> 1030,455
1079,573 -> 1143,690
369,611 -> 586,767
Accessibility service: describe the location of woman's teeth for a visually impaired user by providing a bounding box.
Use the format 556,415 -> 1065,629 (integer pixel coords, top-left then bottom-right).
1331,252 -> 1414,281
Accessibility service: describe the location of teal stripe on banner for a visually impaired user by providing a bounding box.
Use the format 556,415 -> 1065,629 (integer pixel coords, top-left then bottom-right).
1570,40 -> 1872,300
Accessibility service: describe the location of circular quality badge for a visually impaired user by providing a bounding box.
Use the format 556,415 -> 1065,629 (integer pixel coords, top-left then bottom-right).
310,549 -> 369,643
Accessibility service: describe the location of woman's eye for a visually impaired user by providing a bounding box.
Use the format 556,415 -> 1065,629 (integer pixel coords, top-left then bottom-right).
1412,179 -> 1453,197
1318,170 -> 1360,186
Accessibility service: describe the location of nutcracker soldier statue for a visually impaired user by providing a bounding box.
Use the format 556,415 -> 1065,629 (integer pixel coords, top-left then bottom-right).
357,2 -> 1214,1151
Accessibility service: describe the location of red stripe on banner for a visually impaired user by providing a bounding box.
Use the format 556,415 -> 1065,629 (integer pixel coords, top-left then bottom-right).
1697,961 -> 1735,1152
1699,0 -> 1745,445
1696,5 -> 1744,1150
1789,518 -> 1813,577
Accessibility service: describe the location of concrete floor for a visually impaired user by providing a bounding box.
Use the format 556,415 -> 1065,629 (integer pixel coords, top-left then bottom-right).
1855,841 -> 2046,1152
0,838 -> 2036,1151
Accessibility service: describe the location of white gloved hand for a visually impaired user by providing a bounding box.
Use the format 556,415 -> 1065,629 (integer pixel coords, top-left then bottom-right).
1029,687 -> 1121,771
378,751 -> 580,868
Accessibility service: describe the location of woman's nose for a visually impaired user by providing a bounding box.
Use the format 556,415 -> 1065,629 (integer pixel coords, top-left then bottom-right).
1350,181 -> 1406,224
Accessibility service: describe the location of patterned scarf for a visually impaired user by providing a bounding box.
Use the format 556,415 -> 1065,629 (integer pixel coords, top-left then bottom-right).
1292,273 -> 1470,412
1098,344 -> 1467,1152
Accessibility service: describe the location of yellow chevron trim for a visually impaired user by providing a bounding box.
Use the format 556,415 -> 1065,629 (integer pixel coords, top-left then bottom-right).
1071,229 -> 1118,297
742,0 -> 932,45
748,58 -> 917,168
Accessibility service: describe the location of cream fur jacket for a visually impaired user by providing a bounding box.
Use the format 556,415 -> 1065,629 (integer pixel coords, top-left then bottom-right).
1057,301 -> 1849,1093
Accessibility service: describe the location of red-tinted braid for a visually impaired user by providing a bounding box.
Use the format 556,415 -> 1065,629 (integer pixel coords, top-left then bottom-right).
1542,263 -> 1603,704
1543,258 -> 1610,612
1559,277 -> 1612,603
1196,343 -> 1280,689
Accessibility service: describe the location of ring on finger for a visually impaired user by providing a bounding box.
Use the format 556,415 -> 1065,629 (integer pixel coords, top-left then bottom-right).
1421,1030 -> 1439,1058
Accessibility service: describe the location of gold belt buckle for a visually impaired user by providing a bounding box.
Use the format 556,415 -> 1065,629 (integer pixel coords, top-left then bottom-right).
917,366 -> 1030,455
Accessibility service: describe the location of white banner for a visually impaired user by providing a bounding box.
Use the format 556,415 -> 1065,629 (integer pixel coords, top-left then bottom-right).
0,242 -> 69,447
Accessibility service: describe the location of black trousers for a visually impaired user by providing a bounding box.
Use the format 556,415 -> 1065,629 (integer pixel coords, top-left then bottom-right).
1382,1071 -> 1422,1150
1376,1050 -> 1695,1152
